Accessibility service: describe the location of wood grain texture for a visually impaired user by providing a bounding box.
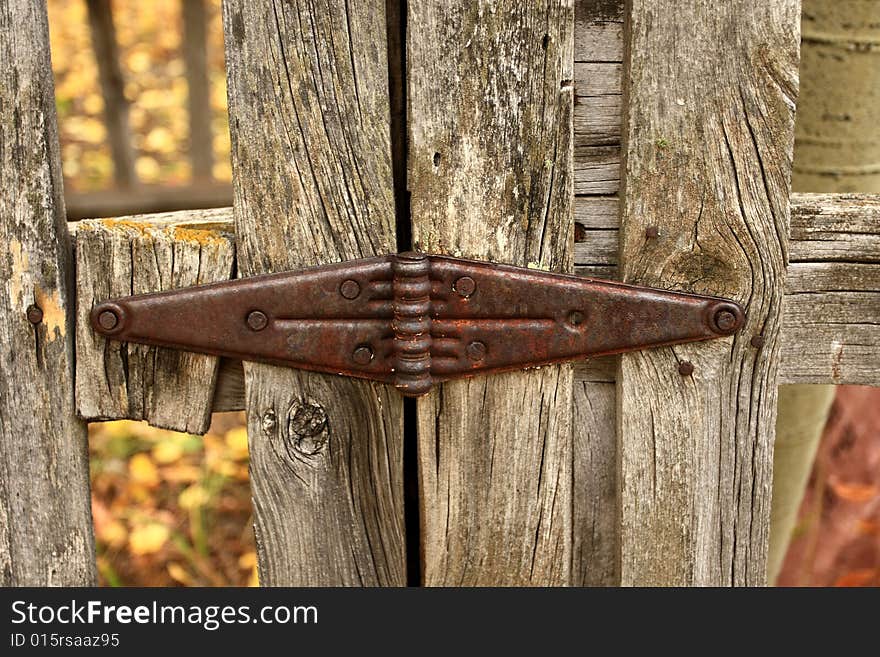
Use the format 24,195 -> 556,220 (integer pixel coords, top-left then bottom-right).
0,0 -> 96,585
222,0 -> 404,585
617,0 -> 800,586
572,381 -> 618,585
408,0 -> 574,585
575,0 -> 623,62
74,209 -> 234,434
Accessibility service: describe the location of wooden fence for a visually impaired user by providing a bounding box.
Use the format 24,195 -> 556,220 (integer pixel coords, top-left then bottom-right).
1,0 -> 878,586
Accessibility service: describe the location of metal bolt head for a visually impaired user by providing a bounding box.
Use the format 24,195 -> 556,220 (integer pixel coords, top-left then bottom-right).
352,345 -> 374,365
26,304 -> 43,324
714,310 -> 737,332
454,276 -> 476,298
340,279 -> 361,300
246,310 -> 268,331
678,360 -> 694,376
750,335 -> 765,349
645,225 -> 660,239
466,341 -> 487,361
568,310 -> 584,326
98,310 -> 119,331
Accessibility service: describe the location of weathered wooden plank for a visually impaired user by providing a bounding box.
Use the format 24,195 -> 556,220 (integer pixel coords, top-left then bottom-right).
74,209 -> 234,434
0,0 -> 96,585
85,0 -> 137,188
575,145 -> 620,194
575,0 -> 623,62
572,381 -> 618,585
574,63 -> 621,147
182,0 -> 213,180
790,193 -> 880,262
617,0 -> 800,585
408,0 -> 574,585
222,0 -> 405,585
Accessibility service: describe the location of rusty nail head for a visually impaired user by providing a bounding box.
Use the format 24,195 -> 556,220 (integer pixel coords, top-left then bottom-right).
568,310 -> 584,326
26,304 -> 43,324
678,360 -> 694,376
246,310 -> 268,331
353,345 -> 374,365
340,279 -> 360,300
645,225 -> 659,239
466,341 -> 487,361
454,276 -> 476,298
98,310 -> 119,331
750,335 -> 765,348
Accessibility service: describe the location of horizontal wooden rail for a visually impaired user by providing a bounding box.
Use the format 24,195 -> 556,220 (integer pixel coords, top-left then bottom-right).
68,192 -> 880,431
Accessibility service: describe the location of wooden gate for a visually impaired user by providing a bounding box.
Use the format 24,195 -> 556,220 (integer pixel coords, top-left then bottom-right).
1,0 -> 878,586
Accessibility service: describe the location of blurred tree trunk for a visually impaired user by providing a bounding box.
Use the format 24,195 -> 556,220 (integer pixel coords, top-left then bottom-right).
769,0 -> 880,584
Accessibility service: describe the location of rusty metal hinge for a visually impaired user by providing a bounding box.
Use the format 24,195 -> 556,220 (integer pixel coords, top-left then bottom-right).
90,251 -> 744,396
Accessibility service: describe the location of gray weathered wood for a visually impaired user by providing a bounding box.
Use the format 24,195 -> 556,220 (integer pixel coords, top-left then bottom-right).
617,0 -> 800,585
575,0 -> 623,62
790,193 -> 880,262
182,0 -> 213,180
74,209 -> 234,434
408,0 -> 574,585
572,381 -> 618,585
85,0 -> 137,188
222,0 -> 404,585
0,0 -> 96,585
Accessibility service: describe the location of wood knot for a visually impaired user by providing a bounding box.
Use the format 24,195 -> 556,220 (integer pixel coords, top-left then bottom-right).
286,400 -> 329,456
260,409 -> 277,436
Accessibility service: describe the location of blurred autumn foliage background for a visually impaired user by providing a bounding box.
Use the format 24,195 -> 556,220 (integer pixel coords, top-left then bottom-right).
49,0 -> 254,587
46,0 -> 879,587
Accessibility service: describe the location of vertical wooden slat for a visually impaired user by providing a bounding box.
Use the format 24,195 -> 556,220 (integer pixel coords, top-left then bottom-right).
222,0 -> 405,585
572,381 -> 618,586
85,0 -> 137,188
182,0 -> 213,180
617,0 -> 800,585
0,0 -> 96,585
409,0 -> 575,585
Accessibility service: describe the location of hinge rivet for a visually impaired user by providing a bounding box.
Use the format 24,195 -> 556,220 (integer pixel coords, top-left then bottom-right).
98,310 -> 119,331
246,310 -> 268,331
454,276 -> 476,298
26,304 -> 43,324
353,345 -> 374,365
466,341 -> 487,361
750,335 -> 765,348
568,310 -> 584,326
645,225 -> 660,239
678,361 -> 694,376
714,310 -> 738,332
340,279 -> 361,300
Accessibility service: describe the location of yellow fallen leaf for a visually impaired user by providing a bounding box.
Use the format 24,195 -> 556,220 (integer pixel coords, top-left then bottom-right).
167,562 -> 194,586
162,464 -> 202,483
128,523 -> 170,555
98,520 -> 128,549
153,440 -> 184,464
179,484 -> 210,510
225,427 -> 250,461
129,453 -> 160,487
238,551 -> 257,570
